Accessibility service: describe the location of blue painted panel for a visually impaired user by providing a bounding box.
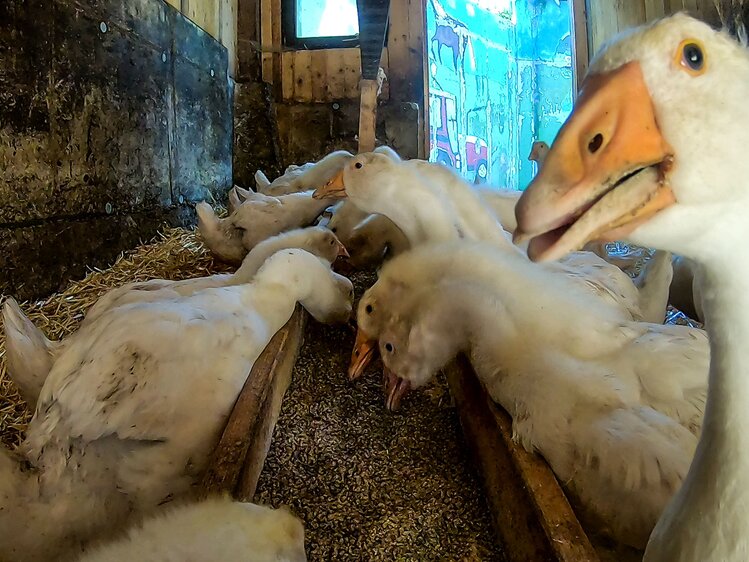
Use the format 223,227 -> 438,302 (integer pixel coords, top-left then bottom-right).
427,0 -> 573,190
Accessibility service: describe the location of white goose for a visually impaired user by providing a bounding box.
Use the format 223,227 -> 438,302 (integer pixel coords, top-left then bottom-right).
256,150 -> 353,196
344,213 -> 410,269
196,191 -> 334,263
349,233 -> 670,380
0,249 -> 352,562
255,145 -> 400,197
3,227 -> 347,409
313,152 -> 516,249
77,496 -> 306,562
374,241 -> 708,548
515,13 -> 749,561
314,153 -> 670,323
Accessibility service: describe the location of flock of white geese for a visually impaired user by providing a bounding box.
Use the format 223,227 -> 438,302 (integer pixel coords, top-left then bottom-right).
0,13 -> 745,562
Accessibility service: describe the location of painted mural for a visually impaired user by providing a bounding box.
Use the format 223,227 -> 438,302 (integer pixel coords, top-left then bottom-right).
427,0 -> 573,189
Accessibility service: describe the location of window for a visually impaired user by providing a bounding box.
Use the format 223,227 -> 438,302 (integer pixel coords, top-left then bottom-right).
283,0 -> 360,49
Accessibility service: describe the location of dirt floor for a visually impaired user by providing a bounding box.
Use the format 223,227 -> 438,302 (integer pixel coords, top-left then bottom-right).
255,272 -> 506,561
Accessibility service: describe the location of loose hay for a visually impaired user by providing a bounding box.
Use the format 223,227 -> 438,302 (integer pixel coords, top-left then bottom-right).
255,272 -> 506,561
0,230 -> 505,559
0,227 -> 232,448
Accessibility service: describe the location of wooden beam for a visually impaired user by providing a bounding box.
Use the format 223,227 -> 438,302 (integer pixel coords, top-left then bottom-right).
270,0 -> 283,98
237,309 -> 306,500
358,78 -> 379,153
237,0 -> 262,82
200,307 -> 306,497
571,0 -> 590,94
444,357 -> 599,562
356,0 -> 391,80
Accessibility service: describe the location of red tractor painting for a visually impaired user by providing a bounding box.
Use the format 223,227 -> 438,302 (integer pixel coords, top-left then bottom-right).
465,135 -> 488,183
429,90 -> 490,183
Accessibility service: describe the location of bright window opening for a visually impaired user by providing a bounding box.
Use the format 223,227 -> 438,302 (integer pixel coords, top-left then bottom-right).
285,0 -> 360,48
296,0 -> 359,37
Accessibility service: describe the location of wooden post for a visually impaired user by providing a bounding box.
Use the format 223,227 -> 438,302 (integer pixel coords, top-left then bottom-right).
571,0 -> 590,94
200,307 -> 306,497
358,78 -> 379,153
444,356 -> 599,562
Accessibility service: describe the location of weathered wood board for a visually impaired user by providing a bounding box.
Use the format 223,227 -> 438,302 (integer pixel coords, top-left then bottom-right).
200,307 -> 306,499
444,356 -> 599,562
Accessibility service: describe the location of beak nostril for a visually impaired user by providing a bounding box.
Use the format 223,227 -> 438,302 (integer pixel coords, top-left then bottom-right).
588,133 -> 604,154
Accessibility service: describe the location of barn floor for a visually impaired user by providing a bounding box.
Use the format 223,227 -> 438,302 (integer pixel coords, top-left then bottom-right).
254,271 -> 506,561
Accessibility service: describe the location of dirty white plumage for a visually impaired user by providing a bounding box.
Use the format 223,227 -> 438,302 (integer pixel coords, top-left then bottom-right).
0,249 -> 352,562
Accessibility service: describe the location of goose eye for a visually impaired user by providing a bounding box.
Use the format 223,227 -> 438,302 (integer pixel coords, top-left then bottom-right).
365,304 -> 373,314
676,39 -> 706,75
384,342 -> 394,353
354,162 -> 363,169
330,239 -> 335,245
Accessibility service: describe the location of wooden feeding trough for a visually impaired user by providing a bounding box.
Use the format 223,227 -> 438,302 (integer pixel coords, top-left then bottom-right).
200,307 -> 306,500
201,307 -> 602,561
445,357 -> 600,561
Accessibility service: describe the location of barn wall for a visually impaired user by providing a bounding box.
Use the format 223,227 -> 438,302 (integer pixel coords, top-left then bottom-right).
585,0 -> 719,56
258,0 -> 423,103
0,0 -> 232,300
228,0 -> 425,173
165,0 -> 239,77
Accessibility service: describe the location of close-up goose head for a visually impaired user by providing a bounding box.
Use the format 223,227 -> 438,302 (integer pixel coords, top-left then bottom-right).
515,13 -> 749,264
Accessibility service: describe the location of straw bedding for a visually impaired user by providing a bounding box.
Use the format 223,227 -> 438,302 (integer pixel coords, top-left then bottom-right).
0,228 -> 233,448
0,229 -> 698,560
0,227 -> 505,560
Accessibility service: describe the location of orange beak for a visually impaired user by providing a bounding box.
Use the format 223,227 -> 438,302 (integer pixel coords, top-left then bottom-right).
514,61 -> 676,262
383,365 -> 411,412
348,327 -> 377,381
313,170 -> 347,200
336,239 -> 350,258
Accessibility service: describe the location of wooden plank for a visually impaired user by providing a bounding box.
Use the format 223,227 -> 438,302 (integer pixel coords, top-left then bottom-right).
237,309 -> 306,500
342,48 -> 361,98
310,50 -> 328,102
293,50 -> 313,101
571,0 -> 590,93
200,308 -> 305,497
281,51 -> 295,101
407,0 -> 426,155
444,357 -> 600,562
617,0 -> 646,30
406,0 -> 424,102
220,0 -> 238,78
358,78 -> 379,153
260,0 -> 273,82
681,0 -> 699,16
386,0 -> 410,101
325,49 -> 348,99
237,0 -> 261,80
644,0 -> 666,21
271,0 -> 283,98
186,0 -> 221,38
584,0 -> 599,56
166,0 -> 181,9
